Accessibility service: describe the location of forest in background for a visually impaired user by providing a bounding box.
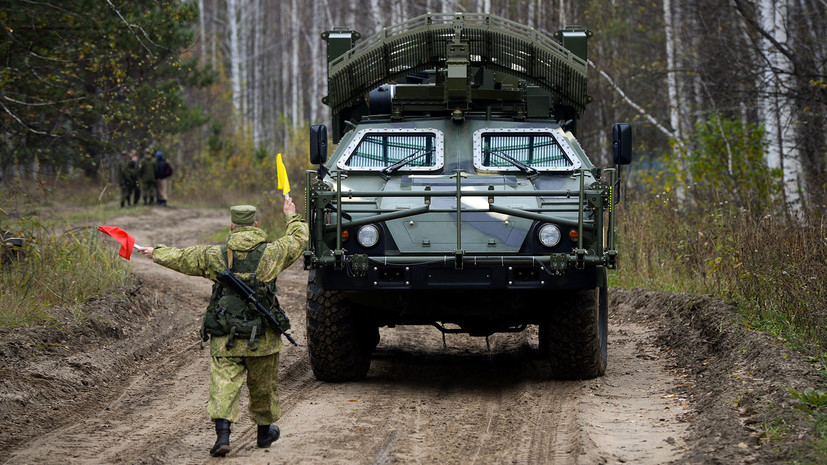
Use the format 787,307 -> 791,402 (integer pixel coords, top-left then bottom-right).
2,1 -> 827,351
3,0 -> 826,211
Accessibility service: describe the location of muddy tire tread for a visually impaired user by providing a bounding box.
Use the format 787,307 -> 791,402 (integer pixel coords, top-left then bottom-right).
306,272 -> 371,382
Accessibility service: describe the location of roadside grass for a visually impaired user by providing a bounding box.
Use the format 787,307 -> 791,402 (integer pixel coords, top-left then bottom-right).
613,191 -> 827,359
0,177 -> 142,328
766,389 -> 827,464
0,215 -> 130,327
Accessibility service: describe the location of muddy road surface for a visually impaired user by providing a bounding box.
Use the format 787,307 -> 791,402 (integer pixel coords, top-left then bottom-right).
1,206 -> 821,464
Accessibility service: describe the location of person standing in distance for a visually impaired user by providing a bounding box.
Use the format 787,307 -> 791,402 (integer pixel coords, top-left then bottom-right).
117,152 -> 133,208
154,151 -> 173,206
129,152 -> 141,206
139,148 -> 157,205
137,199 -> 308,457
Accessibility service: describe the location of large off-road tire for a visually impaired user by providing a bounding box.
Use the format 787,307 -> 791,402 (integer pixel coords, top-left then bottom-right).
540,272 -> 608,379
306,271 -> 371,382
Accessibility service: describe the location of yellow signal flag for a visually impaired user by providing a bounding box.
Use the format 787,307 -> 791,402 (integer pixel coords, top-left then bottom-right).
276,153 -> 291,199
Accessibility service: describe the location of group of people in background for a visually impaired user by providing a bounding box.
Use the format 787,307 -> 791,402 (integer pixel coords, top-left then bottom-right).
118,148 -> 174,208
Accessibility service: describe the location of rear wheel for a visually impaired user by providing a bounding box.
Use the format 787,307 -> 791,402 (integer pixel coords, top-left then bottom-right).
306,271 -> 371,382
540,270 -> 608,379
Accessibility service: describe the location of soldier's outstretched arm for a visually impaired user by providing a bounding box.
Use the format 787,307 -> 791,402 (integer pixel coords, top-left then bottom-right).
139,244 -> 222,280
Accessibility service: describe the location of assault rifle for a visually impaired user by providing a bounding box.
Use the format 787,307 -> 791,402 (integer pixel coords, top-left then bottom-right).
216,269 -> 298,346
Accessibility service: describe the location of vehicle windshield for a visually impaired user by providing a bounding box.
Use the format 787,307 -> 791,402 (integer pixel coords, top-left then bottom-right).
338,129 -> 444,171
474,128 -> 580,171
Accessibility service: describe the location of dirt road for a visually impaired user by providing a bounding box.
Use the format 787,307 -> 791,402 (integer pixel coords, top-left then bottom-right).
1,206 -> 820,464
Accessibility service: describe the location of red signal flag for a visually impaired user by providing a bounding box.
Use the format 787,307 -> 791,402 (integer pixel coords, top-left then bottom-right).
97,226 -> 136,260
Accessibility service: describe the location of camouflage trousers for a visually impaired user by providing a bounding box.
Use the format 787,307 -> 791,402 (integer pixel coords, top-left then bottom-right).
120,184 -> 132,205
141,180 -> 156,202
208,352 -> 281,425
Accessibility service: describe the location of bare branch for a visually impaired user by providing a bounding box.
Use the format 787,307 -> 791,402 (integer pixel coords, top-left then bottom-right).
2,95 -> 85,107
588,60 -> 685,149
0,19 -> 76,63
104,0 -> 155,59
19,0 -> 79,16
0,100 -> 56,136
732,0 -> 800,72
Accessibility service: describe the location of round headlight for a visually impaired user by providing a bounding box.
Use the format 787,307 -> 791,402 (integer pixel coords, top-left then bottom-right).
357,225 -> 380,248
538,224 -> 561,248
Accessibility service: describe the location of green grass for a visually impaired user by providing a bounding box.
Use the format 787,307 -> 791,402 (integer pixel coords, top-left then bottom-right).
0,217 -> 131,327
0,178 -> 137,327
771,389 -> 827,464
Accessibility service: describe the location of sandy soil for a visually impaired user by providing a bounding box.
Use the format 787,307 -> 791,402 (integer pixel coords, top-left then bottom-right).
0,206 -> 822,464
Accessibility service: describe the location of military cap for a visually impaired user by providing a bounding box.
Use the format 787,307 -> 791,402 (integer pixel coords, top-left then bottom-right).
230,205 -> 256,225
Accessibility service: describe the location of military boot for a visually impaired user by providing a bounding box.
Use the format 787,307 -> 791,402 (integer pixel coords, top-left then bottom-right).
210,419 -> 231,457
256,424 -> 280,448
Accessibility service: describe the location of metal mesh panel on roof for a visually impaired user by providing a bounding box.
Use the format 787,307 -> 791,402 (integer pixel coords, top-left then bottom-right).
326,13 -> 589,114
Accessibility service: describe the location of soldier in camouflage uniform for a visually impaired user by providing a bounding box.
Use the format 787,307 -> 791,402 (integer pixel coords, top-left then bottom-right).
137,200 -> 308,457
129,152 -> 141,206
138,149 -> 157,205
116,153 -> 132,208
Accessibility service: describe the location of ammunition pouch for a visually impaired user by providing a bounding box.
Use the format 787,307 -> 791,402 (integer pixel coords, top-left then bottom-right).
200,243 -> 291,350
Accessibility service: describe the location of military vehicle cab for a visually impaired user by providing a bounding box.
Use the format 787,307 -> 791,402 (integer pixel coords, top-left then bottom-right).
304,13 -> 632,381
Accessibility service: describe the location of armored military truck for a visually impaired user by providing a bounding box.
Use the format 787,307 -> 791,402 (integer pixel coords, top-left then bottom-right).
303,13 -> 632,381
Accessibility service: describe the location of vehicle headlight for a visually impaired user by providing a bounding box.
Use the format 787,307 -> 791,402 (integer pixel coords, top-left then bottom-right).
538,224 -> 561,248
357,225 -> 380,248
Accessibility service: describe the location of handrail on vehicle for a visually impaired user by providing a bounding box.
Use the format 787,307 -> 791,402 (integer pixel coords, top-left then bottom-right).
305,168 -> 618,270
326,170 -> 602,245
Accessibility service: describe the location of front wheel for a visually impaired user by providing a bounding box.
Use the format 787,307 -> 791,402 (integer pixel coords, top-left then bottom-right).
540,271 -> 608,379
306,271 -> 371,382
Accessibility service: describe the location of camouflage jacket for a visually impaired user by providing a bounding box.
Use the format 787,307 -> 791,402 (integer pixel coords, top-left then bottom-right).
139,155 -> 157,183
117,159 -> 132,186
152,213 -> 309,357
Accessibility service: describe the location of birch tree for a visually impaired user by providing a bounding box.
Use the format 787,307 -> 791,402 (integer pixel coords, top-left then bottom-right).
290,0 -> 301,128
227,0 -> 244,130
370,0 -> 383,34
735,0 -> 803,212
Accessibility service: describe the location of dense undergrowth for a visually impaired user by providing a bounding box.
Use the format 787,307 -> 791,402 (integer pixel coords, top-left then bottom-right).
613,192 -> 827,360
0,194 -> 130,327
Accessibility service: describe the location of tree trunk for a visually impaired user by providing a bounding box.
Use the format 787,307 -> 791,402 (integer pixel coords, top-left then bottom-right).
227,0 -> 243,129
758,0 -> 803,213
198,0 -> 207,62
252,0 -> 263,149
310,0 -> 321,125
290,0 -> 300,129
371,0 -> 383,34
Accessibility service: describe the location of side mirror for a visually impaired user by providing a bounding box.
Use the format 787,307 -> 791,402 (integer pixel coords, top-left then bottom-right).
310,125 -> 328,165
612,123 -> 632,165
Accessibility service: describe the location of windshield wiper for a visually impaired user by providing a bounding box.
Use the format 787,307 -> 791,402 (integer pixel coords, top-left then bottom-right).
380,149 -> 434,178
488,151 -> 538,179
